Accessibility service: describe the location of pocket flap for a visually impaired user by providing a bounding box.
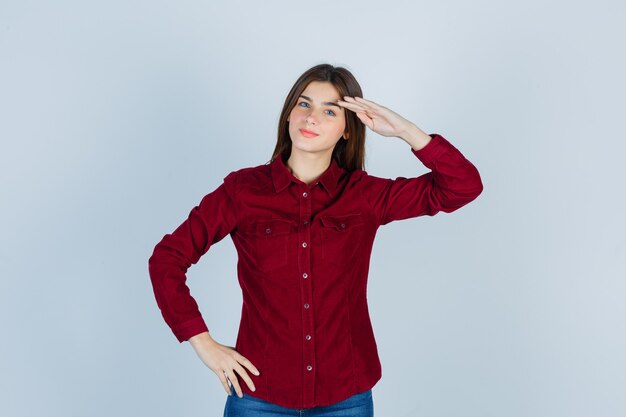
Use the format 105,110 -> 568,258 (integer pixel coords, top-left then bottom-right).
255,218 -> 294,237
320,212 -> 364,231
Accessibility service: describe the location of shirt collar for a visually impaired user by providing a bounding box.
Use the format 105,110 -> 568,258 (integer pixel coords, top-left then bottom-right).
271,154 -> 344,195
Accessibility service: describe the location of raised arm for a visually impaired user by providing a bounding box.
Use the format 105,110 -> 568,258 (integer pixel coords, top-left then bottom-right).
365,131 -> 483,225
337,96 -> 483,225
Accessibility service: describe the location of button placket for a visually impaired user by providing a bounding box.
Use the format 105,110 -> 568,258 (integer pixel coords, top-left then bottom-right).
298,184 -> 315,405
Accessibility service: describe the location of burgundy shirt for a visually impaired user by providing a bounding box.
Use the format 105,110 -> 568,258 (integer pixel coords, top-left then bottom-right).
148,133 -> 483,408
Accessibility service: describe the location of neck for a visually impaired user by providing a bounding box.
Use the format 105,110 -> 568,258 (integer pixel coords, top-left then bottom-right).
285,151 -> 332,185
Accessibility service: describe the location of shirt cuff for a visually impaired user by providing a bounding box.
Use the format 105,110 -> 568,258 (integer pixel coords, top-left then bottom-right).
410,133 -> 448,164
173,316 -> 209,343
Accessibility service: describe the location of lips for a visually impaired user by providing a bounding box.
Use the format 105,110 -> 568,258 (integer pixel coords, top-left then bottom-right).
300,128 -> 319,137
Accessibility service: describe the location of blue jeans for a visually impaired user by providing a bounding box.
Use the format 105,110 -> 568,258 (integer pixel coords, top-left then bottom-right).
223,388 -> 374,416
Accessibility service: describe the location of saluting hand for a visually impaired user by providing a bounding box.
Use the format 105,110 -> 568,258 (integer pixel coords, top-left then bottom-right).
337,96 -> 432,150
337,96 -> 415,137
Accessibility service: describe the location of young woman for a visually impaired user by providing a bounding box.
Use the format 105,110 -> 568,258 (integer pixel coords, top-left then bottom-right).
148,63 -> 483,416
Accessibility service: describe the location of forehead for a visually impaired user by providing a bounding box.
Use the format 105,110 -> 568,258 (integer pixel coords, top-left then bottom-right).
301,81 -> 341,100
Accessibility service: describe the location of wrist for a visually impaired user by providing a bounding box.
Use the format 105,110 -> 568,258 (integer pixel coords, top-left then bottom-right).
188,331 -> 214,347
400,123 -> 431,151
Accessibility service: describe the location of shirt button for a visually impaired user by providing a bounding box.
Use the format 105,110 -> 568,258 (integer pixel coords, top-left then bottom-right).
302,192 -> 308,198
302,273 -> 308,279
306,335 -> 311,340
307,365 -> 313,371
303,220 -> 308,225
304,303 -> 310,309
265,227 -> 271,234
340,223 -> 346,229
302,242 -> 307,248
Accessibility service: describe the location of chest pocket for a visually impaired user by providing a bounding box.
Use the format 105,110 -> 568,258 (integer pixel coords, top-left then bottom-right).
320,212 -> 365,267
251,217 -> 295,272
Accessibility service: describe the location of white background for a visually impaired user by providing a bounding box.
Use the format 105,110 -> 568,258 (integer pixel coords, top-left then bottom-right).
1,1 -> 625,416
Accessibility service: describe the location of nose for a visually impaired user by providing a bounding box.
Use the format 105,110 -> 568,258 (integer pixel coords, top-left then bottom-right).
305,112 -> 318,126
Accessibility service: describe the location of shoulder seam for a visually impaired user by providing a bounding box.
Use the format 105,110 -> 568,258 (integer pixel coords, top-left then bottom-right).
353,170 -> 380,226
223,170 -> 241,228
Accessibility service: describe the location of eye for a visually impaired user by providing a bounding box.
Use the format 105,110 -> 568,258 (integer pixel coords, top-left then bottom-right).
297,101 -> 335,116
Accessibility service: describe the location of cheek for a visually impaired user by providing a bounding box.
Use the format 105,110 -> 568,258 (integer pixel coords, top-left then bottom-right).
289,107 -> 305,120
332,119 -> 346,135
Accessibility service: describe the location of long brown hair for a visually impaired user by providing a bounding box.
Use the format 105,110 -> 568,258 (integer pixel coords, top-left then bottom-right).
270,64 -> 366,172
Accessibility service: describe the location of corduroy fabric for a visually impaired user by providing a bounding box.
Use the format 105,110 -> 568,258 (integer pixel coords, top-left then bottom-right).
148,133 -> 483,408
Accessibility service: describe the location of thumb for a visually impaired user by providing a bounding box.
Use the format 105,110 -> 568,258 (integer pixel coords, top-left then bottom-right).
356,112 -> 373,129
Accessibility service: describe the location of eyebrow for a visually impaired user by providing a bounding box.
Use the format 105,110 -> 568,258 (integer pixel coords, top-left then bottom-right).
299,95 -> 343,110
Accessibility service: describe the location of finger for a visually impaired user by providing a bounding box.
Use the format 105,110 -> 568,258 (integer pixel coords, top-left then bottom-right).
343,96 -> 377,109
341,96 -> 370,109
236,354 -> 261,377
353,98 -> 395,121
233,362 -> 256,392
225,369 -> 244,398
218,370 -> 232,396
337,100 -> 369,113
356,111 -> 374,129
337,102 -> 365,112
342,100 -> 381,118
354,96 -> 384,109
356,110 -> 368,118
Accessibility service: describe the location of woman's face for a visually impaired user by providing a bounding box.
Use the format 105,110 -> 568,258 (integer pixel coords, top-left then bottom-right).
287,81 -> 347,159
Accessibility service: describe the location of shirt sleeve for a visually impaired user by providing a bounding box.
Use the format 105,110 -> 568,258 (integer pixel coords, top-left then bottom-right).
364,133 -> 483,226
147,171 -> 239,343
